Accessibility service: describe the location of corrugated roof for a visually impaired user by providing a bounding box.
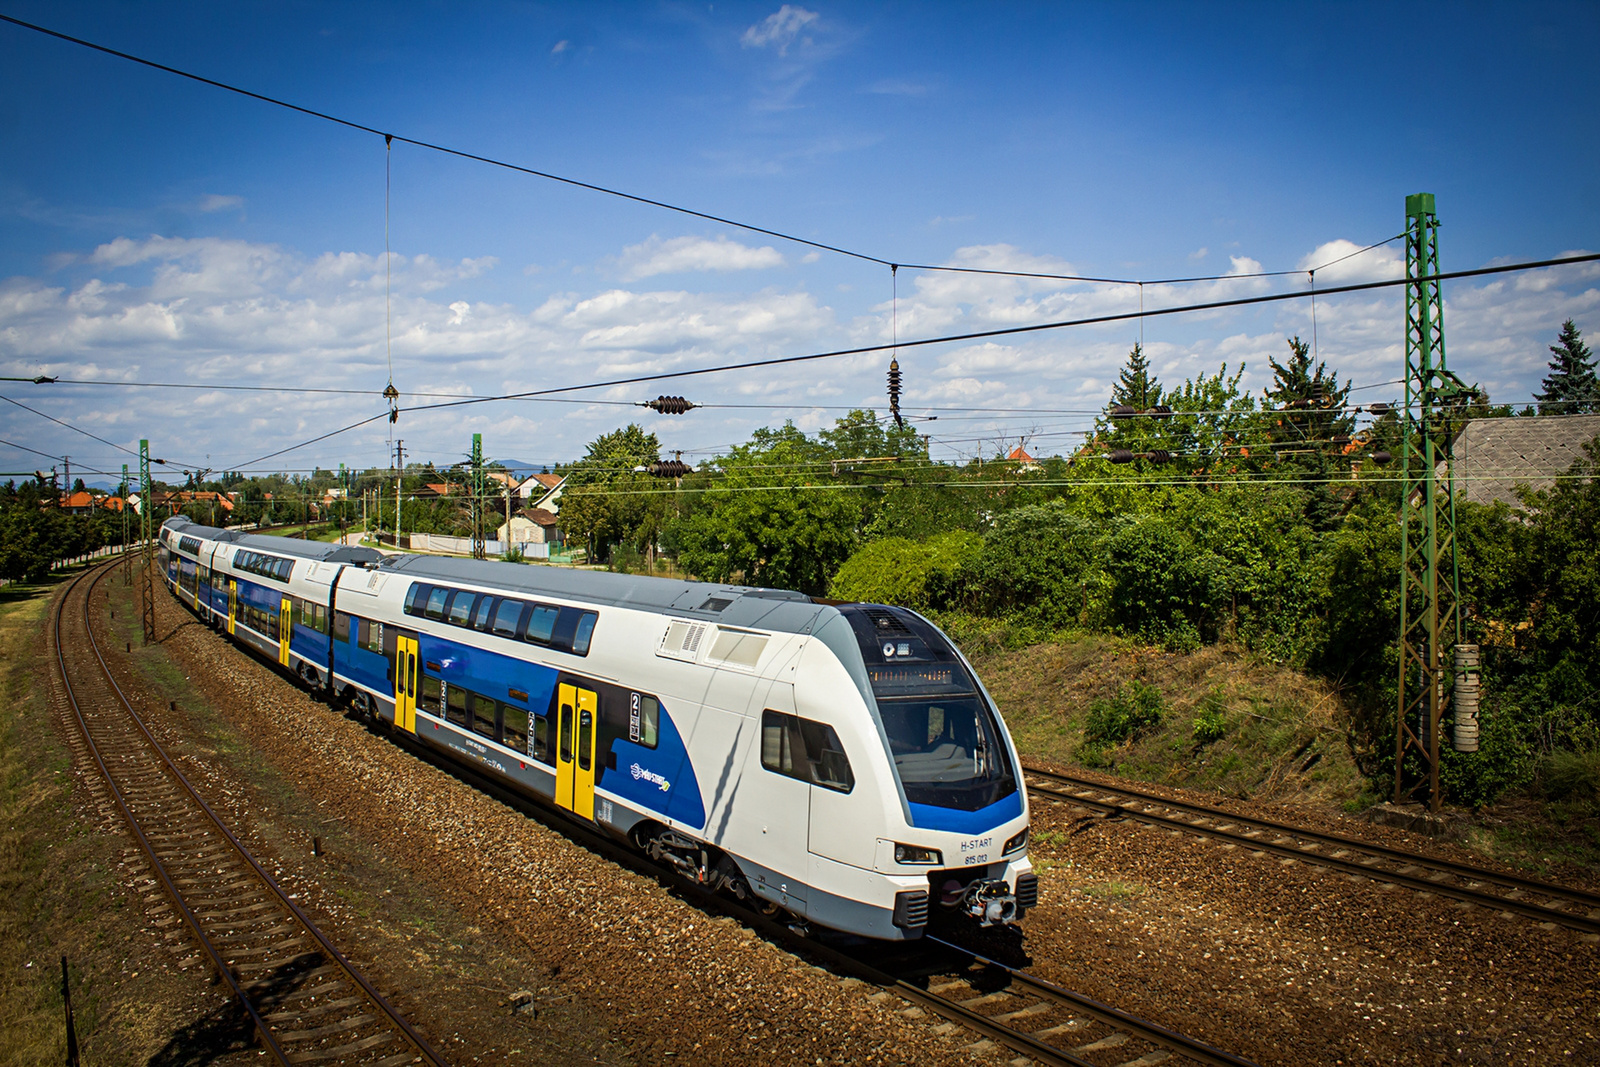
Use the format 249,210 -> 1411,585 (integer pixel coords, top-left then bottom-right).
1446,414 -> 1600,507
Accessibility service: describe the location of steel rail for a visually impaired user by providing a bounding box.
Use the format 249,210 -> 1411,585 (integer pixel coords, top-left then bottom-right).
55,559 -> 450,1065
1024,766 -> 1600,936
922,935 -> 1258,1067
52,564 -> 292,1065
374,712 -> 1252,1067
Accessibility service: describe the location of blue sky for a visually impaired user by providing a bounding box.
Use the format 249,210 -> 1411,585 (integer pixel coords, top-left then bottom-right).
2,1 -> 1597,484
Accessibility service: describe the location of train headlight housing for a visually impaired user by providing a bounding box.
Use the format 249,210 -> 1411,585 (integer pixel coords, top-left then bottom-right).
1002,827 -> 1029,856
894,843 -> 943,865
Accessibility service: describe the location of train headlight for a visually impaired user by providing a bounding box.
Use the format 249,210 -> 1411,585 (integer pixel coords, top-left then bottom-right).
1002,827 -> 1029,856
894,843 -> 943,865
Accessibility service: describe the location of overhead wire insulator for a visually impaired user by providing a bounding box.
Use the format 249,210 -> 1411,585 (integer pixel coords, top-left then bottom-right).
649,451 -> 691,478
644,396 -> 696,415
383,381 -> 400,424
1146,405 -> 1172,419
887,359 -> 904,429
1107,449 -> 1135,464
1366,402 -> 1391,416
1331,434 -> 1352,447
1371,450 -> 1393,466
1146,449 -> 1172,465
1110,404 -> 1137,419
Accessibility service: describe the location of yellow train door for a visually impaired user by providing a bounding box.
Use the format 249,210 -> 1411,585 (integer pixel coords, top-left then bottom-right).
555,682 -> 599,820
278,596 -> 292,666
227,580 -> 237,636
393,635 -> 418,733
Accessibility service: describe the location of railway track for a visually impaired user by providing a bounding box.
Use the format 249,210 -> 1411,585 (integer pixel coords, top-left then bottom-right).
51,560 -> 449,1066
1024,765 -> 1600,938
373,720 -> 1256,1067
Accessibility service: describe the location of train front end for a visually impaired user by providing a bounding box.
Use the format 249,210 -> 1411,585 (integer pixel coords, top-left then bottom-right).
833,604 -> 1035,937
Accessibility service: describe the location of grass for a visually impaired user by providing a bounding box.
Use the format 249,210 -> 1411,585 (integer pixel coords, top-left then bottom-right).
968,633 -> 1367,808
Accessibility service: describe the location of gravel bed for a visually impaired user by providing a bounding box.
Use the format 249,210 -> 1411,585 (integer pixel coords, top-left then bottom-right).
1011,778 -> 1600,1065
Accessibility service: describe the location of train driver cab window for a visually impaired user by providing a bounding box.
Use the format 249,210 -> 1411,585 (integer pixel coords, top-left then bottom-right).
424,587 -> 449,621
761,710 -> 854,793
447,591 -> 477,627
491,598 -> 525,638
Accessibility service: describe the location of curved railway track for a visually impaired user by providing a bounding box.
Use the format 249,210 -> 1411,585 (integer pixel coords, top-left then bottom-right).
1024,765 -> 1600,938
51,559 -> 449,1067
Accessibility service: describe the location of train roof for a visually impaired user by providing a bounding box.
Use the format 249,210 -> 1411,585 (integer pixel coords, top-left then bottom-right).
375,552 -> 833,636
163,515 -> 385,565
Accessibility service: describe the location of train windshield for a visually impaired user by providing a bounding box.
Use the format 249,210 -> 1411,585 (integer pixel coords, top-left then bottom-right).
838,604 -> 1017,812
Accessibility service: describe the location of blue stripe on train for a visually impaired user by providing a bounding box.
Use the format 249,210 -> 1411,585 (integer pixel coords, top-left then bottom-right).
907,789 -> 1024,834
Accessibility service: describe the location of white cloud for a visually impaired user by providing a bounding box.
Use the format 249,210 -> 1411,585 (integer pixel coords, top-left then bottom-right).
1297,238 -> 1405,284
1189,247 -> 1208,261
613,235 -> 785,280
741,5 -> 818,55
197,194 -> 244,213
551,39 -> 570,55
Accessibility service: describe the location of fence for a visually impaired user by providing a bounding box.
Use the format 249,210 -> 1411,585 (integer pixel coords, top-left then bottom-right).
404,532 -> 575,563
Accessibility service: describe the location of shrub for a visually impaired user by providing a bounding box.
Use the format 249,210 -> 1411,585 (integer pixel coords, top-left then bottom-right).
1538,749 -> 1600,802
1083,680 -> 1166,746
827,531 -> 981,611
1192,690 -> 1229,744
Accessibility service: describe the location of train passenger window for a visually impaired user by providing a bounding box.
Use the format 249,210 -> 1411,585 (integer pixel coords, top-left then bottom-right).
472,596 -> 496,631
472,694 -> 497,740
419,675 -> 443,715
629,693 -> 660,748
491,598 -> 524,638
333,611 -> 350,641
502,704 -> 529,753
761,710 -> 853,793
525,604 -> 558,644
577,710 -> 593,771
404,583 -> 428,617
533,714 -> 550,762
445,683 -> 469,727
572,612 -> 597,655
424,587 -> 449,621
446,591 -> 477,627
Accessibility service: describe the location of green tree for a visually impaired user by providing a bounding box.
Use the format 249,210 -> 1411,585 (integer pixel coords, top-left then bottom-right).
1534,319 -> 1598,415
665,421 -> 867,594
1110,342 -> 1163,411
558,424 -> 668,564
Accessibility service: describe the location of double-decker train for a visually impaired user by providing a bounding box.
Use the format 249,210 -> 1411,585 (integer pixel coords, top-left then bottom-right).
157,515 -> 1035,940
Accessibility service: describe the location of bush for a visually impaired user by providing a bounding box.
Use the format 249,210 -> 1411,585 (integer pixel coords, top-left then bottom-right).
1084,681 -> 1166,745
1538,749 -> 1600,802
827,531 -> 981,611
1192,690 -> 1229,744
953,501 -> 1106,628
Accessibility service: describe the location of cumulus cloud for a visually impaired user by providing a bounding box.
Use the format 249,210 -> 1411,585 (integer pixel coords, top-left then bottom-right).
613,235 -> 785,280
1297,238 -> 1405,284
741,5 -> 818,55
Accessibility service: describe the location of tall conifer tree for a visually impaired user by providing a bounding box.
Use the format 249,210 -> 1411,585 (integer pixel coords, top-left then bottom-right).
1534,319 -> 1598,415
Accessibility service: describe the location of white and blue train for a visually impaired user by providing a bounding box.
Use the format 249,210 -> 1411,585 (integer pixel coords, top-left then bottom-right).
158,515 -> 1036,940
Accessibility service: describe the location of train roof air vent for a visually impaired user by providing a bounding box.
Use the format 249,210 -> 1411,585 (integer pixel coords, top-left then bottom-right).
658,619 -> 709,662
699,596 -> 734,612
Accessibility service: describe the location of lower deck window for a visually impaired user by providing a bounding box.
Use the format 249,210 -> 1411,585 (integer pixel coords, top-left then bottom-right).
503,704 -> 529,754
533,714 -> 551,762
473,696 -> 497,740
420,675 -> 443,715
446,683 -> 469,727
